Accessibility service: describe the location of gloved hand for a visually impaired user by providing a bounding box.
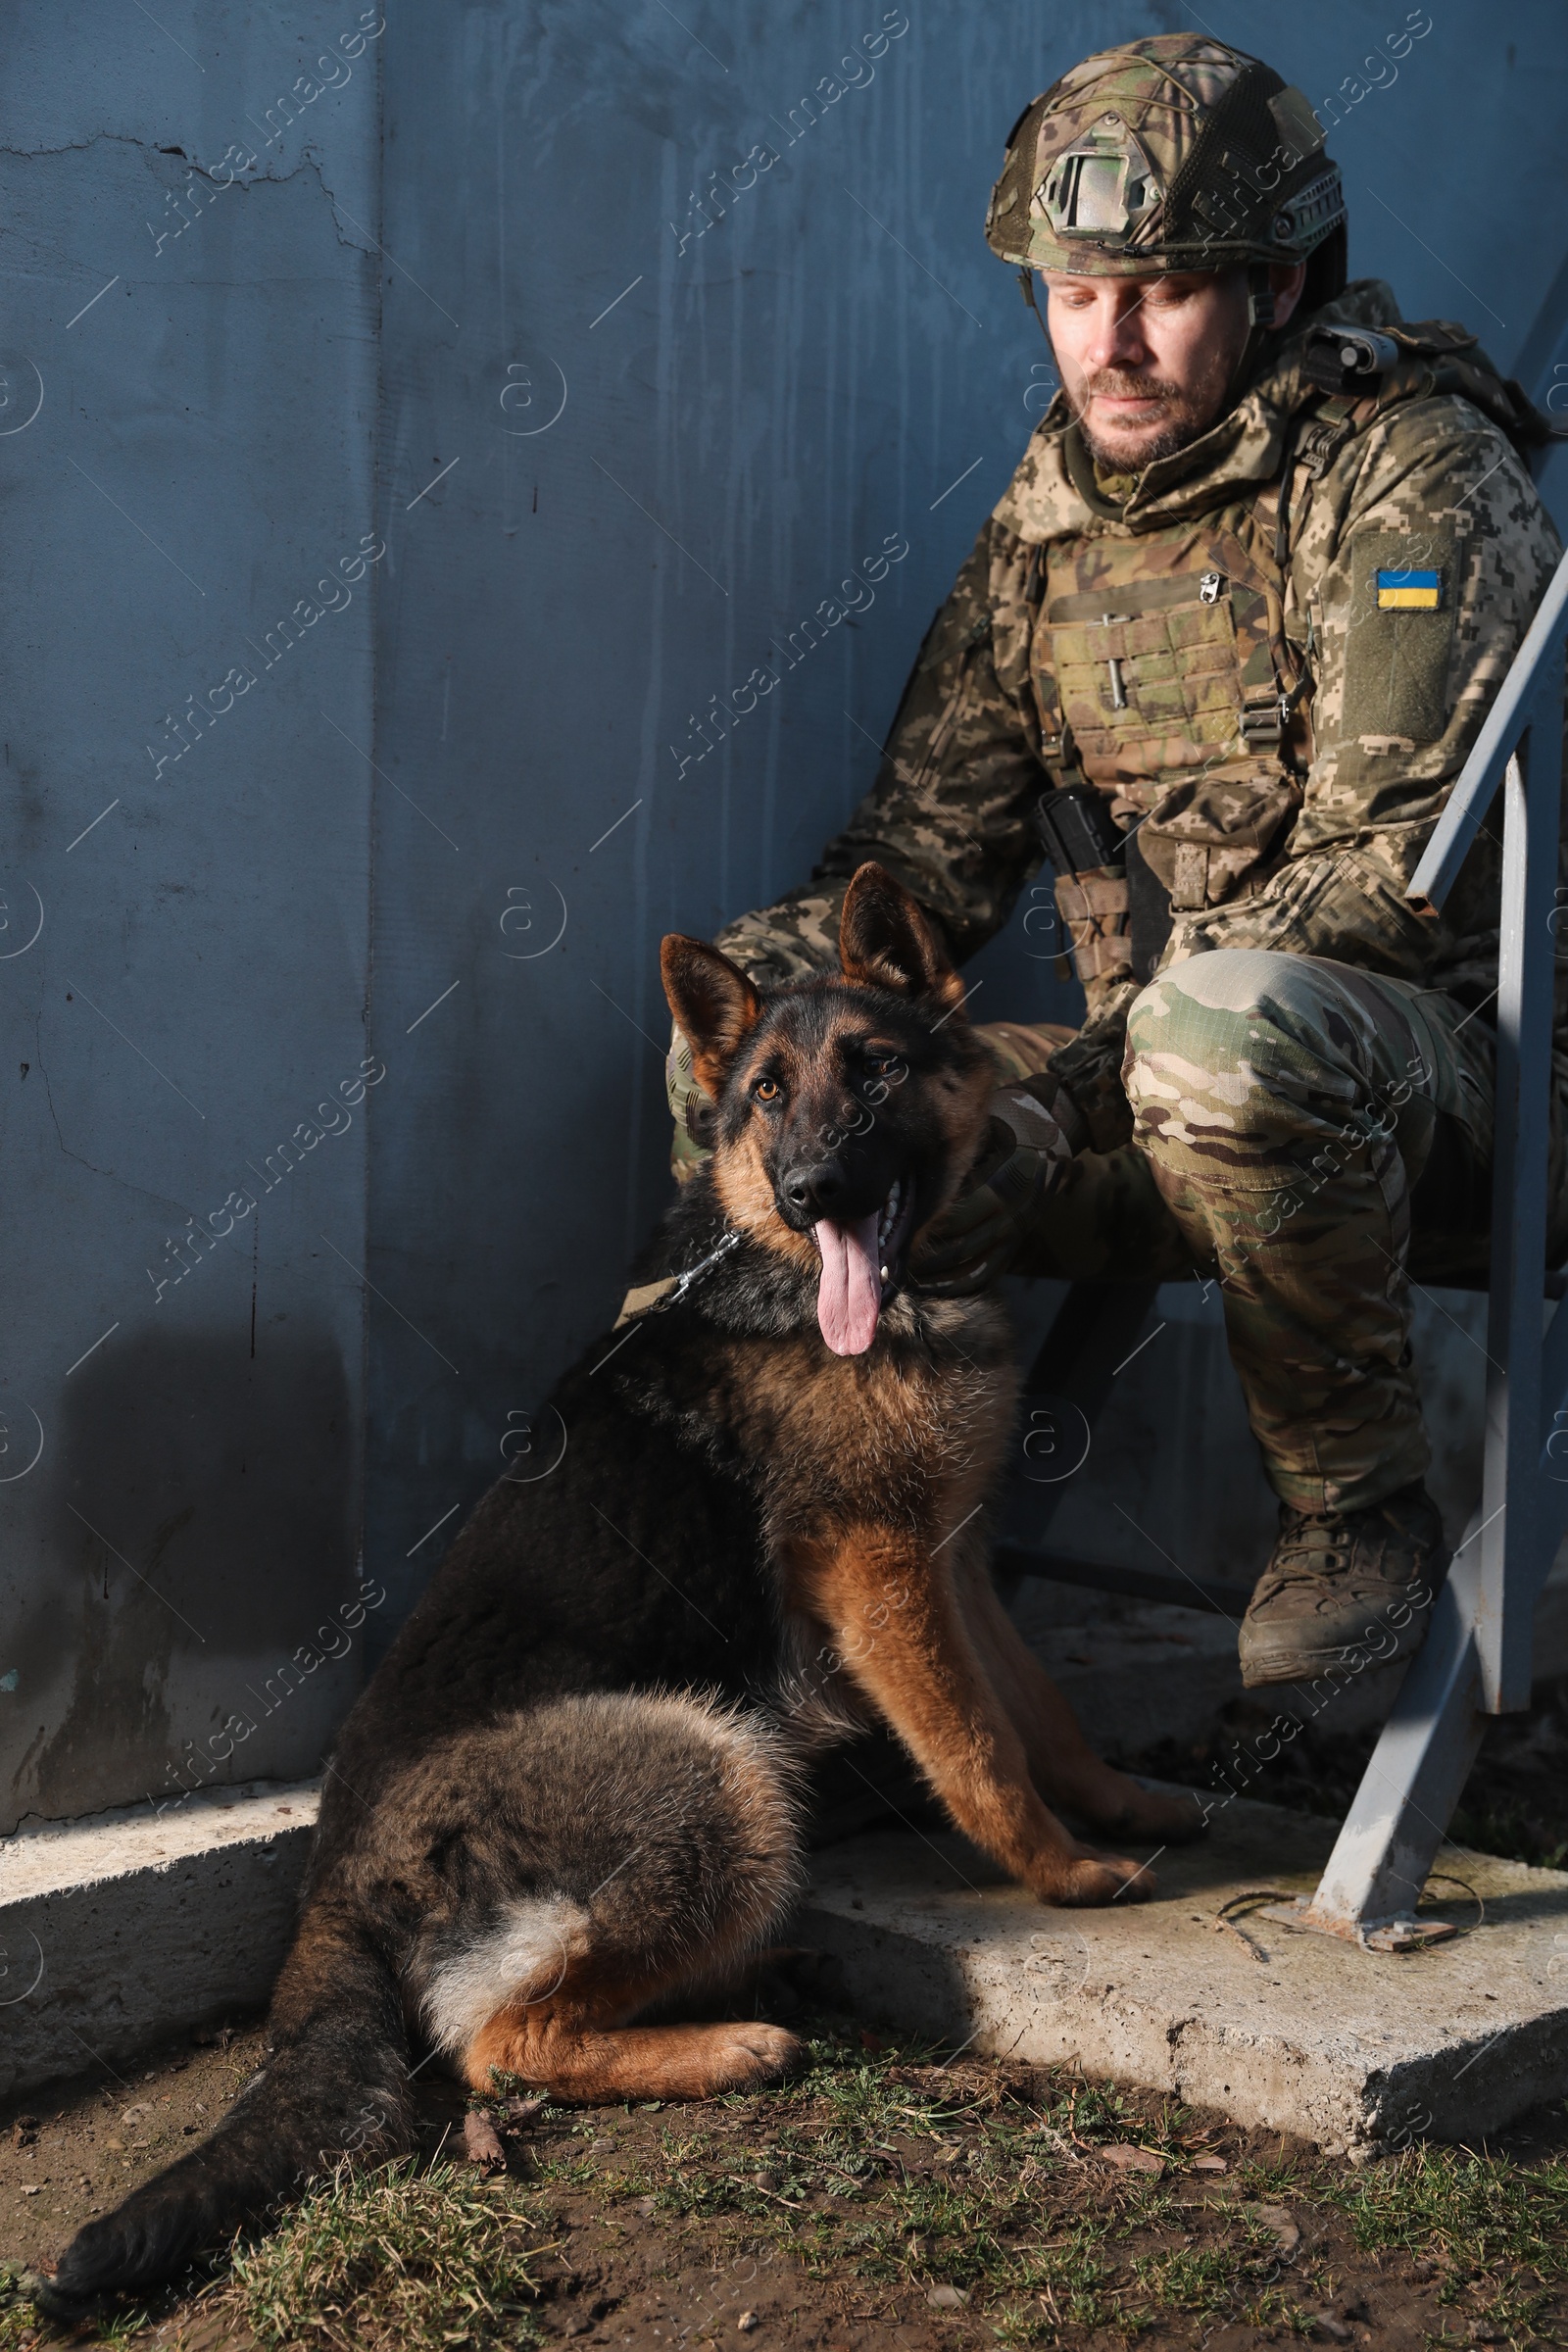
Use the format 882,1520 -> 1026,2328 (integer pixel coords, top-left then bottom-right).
908,1079 -> 1078,1296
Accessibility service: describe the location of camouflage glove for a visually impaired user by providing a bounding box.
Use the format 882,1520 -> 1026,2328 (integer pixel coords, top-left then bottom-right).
666,1024 -> 714,1181
909,1078 -> 1079,1296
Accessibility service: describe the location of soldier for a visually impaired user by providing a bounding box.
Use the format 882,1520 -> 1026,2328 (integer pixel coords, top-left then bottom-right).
667,33 -> 1568,1690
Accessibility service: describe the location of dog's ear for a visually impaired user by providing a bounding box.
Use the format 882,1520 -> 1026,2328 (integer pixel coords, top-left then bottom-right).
661,937 -> 762,1099
839,862 -> 965,1014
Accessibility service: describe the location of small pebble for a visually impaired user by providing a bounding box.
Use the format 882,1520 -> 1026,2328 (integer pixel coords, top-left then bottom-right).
737,2314 -> 760,2333
927,2284 -> 969,2310
1253,2201 -> 1300,2254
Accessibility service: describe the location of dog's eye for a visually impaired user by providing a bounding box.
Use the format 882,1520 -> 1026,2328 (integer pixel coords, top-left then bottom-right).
753,1078 -> 780,1103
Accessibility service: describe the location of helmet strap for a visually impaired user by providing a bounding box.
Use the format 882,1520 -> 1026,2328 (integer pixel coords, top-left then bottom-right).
1017,267 -> 1053,343
1247,263 -> 1278,329
1223,261 -> 1283,410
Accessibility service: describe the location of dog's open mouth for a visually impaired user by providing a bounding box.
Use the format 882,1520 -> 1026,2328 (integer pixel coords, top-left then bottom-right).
811,1177 -> 916,1356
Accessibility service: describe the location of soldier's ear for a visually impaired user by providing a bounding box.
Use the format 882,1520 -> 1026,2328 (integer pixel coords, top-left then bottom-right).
661,937 -> 762,1099
839,862 -> 966,1014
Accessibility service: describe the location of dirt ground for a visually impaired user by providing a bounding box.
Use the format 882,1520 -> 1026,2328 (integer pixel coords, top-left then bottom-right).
2,1678 -> 1567,2351
2,2015 -> 1566,2352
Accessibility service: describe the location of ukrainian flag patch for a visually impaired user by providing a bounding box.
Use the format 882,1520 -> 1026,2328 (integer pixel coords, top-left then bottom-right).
1376,567 -> 1443,611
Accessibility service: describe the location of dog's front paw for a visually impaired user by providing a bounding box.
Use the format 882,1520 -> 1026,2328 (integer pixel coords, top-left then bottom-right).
1031,1851 -> 1156,1907
714,2024 -> 806,2088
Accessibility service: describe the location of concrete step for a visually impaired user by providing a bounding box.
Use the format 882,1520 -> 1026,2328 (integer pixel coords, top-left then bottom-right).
6,1554 -> 1566,2113
0,1778 -> 318,2101
798,1799 -> 1568,2154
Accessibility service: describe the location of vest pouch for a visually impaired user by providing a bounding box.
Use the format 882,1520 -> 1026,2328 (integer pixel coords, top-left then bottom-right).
1054,865 -> 1132,985
1041,570 -> 1243,789
1135,769 -> 1302,912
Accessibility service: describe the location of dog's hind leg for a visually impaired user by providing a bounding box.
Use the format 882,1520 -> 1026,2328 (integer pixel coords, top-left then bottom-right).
410,1691 -> 805,2103
466,1985 -> 800,2101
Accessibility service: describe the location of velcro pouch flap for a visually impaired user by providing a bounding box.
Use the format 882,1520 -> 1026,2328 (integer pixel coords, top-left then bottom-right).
1135,771 -> 1302,910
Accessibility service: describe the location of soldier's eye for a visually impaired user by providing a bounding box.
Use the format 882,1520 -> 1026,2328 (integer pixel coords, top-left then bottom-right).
754,1078 -> 780,1103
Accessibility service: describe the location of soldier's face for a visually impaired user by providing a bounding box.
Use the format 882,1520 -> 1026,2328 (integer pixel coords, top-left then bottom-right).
1042,267 -> 1298,468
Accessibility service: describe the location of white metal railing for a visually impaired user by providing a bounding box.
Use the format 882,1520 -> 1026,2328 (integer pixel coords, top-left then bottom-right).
1297,545 -> 1568,1945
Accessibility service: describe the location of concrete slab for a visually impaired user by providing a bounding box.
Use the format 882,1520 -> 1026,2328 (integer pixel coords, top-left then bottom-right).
0,1779 -> 319,2101
797,1797 -> 1568,2155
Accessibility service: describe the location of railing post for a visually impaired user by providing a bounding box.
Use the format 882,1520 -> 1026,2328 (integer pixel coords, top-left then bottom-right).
1288,549 -> 1568,1941
1478,727 -> 1559,1712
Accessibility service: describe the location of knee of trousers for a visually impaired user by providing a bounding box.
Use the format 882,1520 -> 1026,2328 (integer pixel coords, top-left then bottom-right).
1124,949 -> 1356,1165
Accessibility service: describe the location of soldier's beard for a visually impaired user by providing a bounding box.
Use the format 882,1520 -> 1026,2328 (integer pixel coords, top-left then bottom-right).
1071,368 -> 1219,472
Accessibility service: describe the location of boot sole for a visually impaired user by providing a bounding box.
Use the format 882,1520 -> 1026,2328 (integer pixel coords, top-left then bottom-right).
1238,1564 -> 1448,1691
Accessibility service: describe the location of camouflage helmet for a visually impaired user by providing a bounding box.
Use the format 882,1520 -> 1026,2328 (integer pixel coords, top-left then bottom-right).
985,34 -> 1346,280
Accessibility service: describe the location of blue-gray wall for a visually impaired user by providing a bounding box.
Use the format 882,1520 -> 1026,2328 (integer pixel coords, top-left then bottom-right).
5,1 -> 1568,1822
0,5 -> 379,1830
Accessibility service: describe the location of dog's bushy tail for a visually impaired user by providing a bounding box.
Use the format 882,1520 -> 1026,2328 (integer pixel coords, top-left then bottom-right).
41,1901 -> 412,2313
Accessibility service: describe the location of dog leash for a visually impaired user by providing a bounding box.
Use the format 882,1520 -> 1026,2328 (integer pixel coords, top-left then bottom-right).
612,1225 -> 744,1330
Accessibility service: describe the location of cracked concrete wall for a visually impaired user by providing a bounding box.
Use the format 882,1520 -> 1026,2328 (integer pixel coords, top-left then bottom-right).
363,0 -> 1568,1643
0,7 -> 380,1831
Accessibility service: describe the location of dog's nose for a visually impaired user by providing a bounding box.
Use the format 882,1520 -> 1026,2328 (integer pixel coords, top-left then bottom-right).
781,1159 -> 850,1217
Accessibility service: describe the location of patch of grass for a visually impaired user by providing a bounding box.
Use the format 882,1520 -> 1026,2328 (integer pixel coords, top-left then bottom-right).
217,2157 -> 553,2351
24,2016 -> 1568,2350
1316,2143 -> 1568,2300
605,2026 -> 1350,2339
0,2264 -> 41,2352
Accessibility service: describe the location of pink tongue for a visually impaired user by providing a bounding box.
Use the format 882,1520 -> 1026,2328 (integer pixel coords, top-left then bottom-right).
813,1211 -> 883,1356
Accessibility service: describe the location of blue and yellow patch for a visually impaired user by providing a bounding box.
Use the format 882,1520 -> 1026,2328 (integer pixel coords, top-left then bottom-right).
1376,567 -> 1443,611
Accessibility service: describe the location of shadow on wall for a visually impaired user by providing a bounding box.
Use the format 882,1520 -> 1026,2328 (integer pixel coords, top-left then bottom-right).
2,1327 -> 358,1832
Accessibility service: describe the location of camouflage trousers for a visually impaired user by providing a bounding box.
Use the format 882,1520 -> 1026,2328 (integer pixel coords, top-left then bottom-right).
980,952 -> 1568,1516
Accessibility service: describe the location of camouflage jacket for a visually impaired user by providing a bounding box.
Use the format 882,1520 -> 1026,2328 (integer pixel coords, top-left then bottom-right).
715,282 -> 1566,1151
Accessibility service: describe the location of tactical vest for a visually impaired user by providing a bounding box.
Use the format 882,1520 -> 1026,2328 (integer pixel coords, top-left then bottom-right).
1033,320 -> 1560,987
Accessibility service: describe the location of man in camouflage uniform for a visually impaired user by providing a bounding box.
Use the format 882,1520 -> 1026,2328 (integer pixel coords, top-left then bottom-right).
668,33 -> 1568,1688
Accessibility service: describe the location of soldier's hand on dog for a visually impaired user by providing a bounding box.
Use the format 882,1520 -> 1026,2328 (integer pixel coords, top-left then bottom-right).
908,1080 -> 1077,1295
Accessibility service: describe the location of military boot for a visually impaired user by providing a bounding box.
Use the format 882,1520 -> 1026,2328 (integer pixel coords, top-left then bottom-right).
1238,1481 -> 1449,1690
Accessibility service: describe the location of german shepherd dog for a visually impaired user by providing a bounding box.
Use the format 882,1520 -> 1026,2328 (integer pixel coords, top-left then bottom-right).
45,864 -> 1199,2309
